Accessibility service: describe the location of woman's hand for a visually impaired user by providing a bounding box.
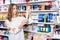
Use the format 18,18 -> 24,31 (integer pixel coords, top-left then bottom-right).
22,19 -> 28,26
26,4 -> 31,16
18,19 -> 28,29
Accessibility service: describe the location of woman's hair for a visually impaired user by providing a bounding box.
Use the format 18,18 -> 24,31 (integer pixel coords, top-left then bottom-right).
7,4 -> 18,21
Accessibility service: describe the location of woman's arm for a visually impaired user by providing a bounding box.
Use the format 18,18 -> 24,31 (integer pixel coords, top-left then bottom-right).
18,19 -> 28,29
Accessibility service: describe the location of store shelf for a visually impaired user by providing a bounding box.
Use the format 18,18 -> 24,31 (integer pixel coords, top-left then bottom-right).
0,20 -> 5,21
31,10 -> 58,13
13,2 -> 28,5
24,30 -> 60,39
32,22 -> 55,24
51,35 -> 60,39
0,11 -> 8,13
24,29 -> 49,35
0,34 -> 8,36
10,0 -> 55,4
0,11 -> 26,13
18,11 -> 26,12
1,10 -> 57,13
0,4 -> 9,6
19,10 -> 52,13
28,0 -> 55,4
0,27 -> 8,30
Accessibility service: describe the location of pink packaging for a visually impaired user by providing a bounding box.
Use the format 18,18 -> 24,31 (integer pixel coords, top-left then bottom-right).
0,0 -> 4,4
0,36 -> 3,40
28,33 -> 34,40
18,0 -> 26,3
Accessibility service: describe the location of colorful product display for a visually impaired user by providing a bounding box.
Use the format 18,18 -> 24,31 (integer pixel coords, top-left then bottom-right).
31,3 -> 53,10
0,0 -> 5,4
22,5 -> 26,11
45,5 -> 52,10
33,34 -> 41,40
2,5 -> 8,12
18,4 -> 21,11
53,25 -> 60,35
21,13 -> 26,17
24,32 -> 28,39
0,36 -> 8,40
24,32 -> 34,40
29,0 -> 52,2
0,36 -> 3,40
28,33 -> 34,40
4,30 -> 9,35
0,16 -> 6,20
37,24 -> 51,33
24,32 -> 47,40
0,21 -> 5,27
3,36 -> 8,40
37,13 -> 57,22
38,14 -> 45,22
32,4 -> 40,10
18,4 -> 26,11
47,13 -> 57,22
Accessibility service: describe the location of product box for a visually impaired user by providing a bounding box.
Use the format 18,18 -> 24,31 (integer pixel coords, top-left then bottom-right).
5,0 -> 10,4
11,0 -> 18,3
2,5 -> 8,12
0,21 -> 5,27
37,24 -> 51,33
22,13 -> 26,17
38,14 -> 45,22
32,4 -> 40,10
21,5 -> 26,11
17,4 -> 21,11
56,16 -> 60,23
3,37 -> 8,40
0,6 -> 2,12
0,36 -> 3,40
0,0 -> 4,4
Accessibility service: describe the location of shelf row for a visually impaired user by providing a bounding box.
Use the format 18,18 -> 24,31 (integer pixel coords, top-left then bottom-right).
0,10 -> 58,13
0,0 -> 55,5
24,29 -> 60,39
0,34 -> 8,36
0,20 -> 59,25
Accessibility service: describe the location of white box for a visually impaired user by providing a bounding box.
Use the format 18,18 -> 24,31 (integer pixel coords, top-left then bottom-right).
5,0 -> 10,4
56,16 -> 60,23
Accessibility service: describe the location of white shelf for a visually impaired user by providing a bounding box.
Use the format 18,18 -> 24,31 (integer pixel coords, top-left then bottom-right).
51,35 -> 60,39
0,9 -> 58,13
31,10 -> 58,13
32,22 -> 55,24
0,0 -> 55,5
0,34 -> 8,36
9,0 -> 55,4
0,27 -> 8,30
24,30 -> 48,35
28,0 -> 55,4
0,27 -> 7,29
0,11 -> 26,13
0,11 -> 7,12
24,30 -> 60,39
0,20 -> 5,21
0,4 -> 8,6
18,11 -> 26,12
1,10 -> 57,13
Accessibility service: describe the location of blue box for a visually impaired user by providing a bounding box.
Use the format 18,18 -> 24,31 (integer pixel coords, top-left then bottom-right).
32,4 -> 39,10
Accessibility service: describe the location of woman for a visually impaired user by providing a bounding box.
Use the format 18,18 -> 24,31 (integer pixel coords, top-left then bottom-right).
4,4 -> 29,40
